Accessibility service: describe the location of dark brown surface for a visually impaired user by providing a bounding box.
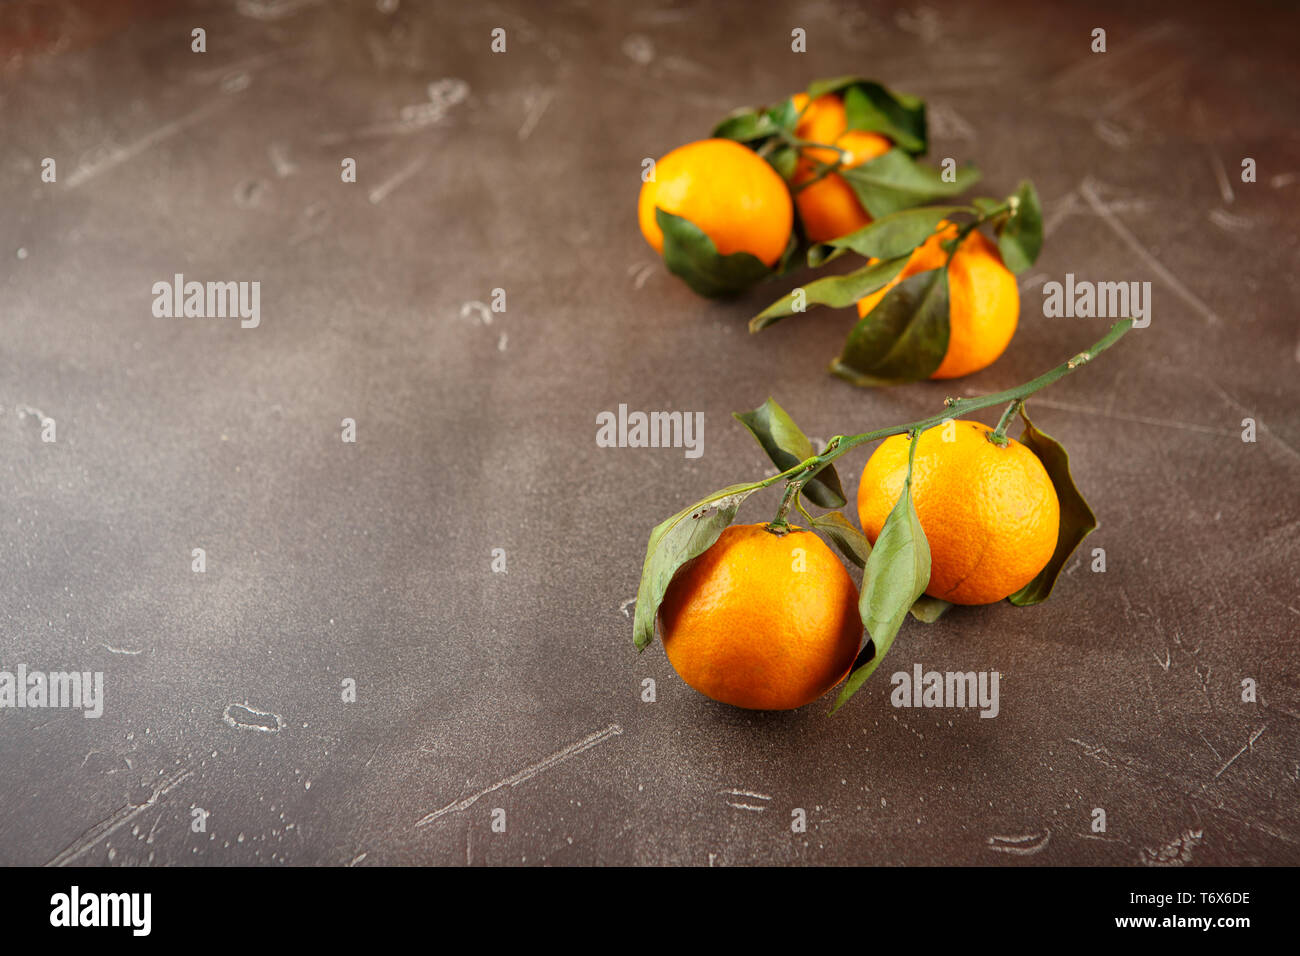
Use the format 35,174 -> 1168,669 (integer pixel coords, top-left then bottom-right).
1,0 -> 1297,866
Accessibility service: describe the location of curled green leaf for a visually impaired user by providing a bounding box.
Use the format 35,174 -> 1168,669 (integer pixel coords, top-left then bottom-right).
841,149 -> 980,219
995,180 -> 1043,274
734,398 -> 846,509
809,510 -> 872,568
1008,405 -> 1098,606
633,482 -> 763,650
807,204 -> 967,267
750,256 -> 908,331
831,267 -> 950,386
832,437 -> 931,712
655,208 -> 774,298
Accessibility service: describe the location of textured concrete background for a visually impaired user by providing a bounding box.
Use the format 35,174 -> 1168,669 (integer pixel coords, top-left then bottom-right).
1,0 -> 1297,866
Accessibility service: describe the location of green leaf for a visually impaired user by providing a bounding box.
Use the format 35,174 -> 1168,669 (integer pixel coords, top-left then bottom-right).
809,510 -> 872,568
733,398 -> 846,509
831,267 -> 950,386
804,77 -> 927,154
750,256 -> 908,331
1008,405 -> 1098,606
712,107 -> 778,142
908,595 -> 953,623
768,144 -> 799,183
656,208 -> 774,298
807,204 -> 966,266
996,180 -> 1043,274
633,483 -> 763,650
841,149 -> 980,219
832,439 -> 931,712
766,96 -> 799,132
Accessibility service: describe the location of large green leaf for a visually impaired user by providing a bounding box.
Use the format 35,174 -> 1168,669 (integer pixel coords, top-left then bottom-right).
655,208 -> 774,298
832,440 -> 931,712
809,510 -> 872,568
713,97 -> 800,143
1008,405 -> 1098,606
750,256 -> 908,331
831,268 -> 950,386
841,149 -> 980,219
803,77 -> 927,154
733,398 -> 845,509
809,510 -> 945,623
996,180 -> 1043,274
633,483 -> 763,650
807,204 -> 965,267
713,108 -> 778,142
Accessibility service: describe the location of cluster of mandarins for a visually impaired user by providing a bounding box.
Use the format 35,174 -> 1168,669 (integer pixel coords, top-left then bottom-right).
636,87 -> 1063,712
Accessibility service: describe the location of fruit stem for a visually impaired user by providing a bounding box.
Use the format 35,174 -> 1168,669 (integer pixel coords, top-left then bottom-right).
767,481 -> 802,532
760,319 -> 1133,492
989,399 -> 1023,446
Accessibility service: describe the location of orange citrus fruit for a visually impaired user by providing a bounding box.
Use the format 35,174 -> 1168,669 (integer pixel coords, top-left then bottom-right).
658,523 -> 862,710
856,422 -> 1060,605
855,220 -> 1020,379
638,138 -> 793,268
791,92 -> 848,145
793,130 -> 892,242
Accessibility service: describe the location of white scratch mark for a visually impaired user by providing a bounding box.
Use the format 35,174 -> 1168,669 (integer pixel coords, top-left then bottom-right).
66,98 -> 235,190
895,7 -> 943,43
369,154 -> 428,205
926,102 -> 976,141
621,33 -> 656,65
619,597 -> 636,618
725,802 -> 768,812
1198,731 -> 1222,761
719,788 -> 771,800
518,88 -> 553,141
628,262 -> 656,290
415,723 -> 623,827
46,769 -> 192,866
1100,63 -> 1184,116
289,202 -> 330,245
1213,726 -> 1265,780
236,0 -> 324,20
1079,177 -> 1220,324
1042,191 -> 1078,238
1203,379 -> 1300,462
987,828 -> 1051,855
966,393 -> 1235,439
460,301 -> 491,325
100,643 -> 142,656
15,404 -> 51,426
1092,118 -> 1131,149
269,142 -> 298,177
349,852 -> 367,866
1208,208 -> 1251,232
222,702 -> 286,733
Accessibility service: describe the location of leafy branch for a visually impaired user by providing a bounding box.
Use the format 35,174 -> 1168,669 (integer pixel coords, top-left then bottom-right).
633,320 -> 1134,706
